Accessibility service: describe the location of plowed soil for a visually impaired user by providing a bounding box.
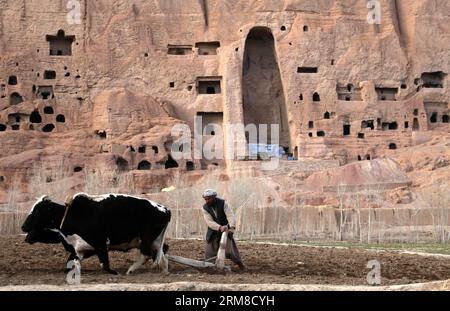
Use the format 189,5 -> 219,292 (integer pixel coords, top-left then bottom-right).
1,236 -> 450,287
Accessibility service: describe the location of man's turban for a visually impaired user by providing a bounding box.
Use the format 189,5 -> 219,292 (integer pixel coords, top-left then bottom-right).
202,189 -> 218,198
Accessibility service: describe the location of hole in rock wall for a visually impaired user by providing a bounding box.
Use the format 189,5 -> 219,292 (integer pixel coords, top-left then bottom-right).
413,118 -> 420,130
43,124 -> 55,132
358,133 -> 365,139
243,27 -> 291,150
382,122 -> 397,130
361,120 -> 375,130
138,146 -> 146,153
74,166 -> 83,173
324,112 -> 330,119
303,25 -> 309,32
389,143 -> 397,150
389,122 -> 398,130
44,71 -> 56,79
186,161 -> 195,171
47,30 -> 75,56
404,121 -> 409,129
195,42 -> 220,55
152,146 -> 159,154
96,130 -> 107,139
343,125 -> 351,136
138,161 -> 151,171
198,78 -> 221,94
37,86 -> 54,100
430,112 -> 438,123
376,87 -> 398,101
165,155 -> 179,169
421,71 -> 446,88
30,110 -> 42,123
116,157 -> 129,171
167,45 -> 192,55
443,115 -> 449,123
8,76 -> 17,85
297,67 -> 318,73
44,106 -> 54,114
0,124 -> 6,131
56,114 -> 65,123
308,121 -> 314,129
10,92 -> 23,105
337,83 -> 362,101
317,131 -> 325,137
8,114 -> 23,125
313,93 -> 321,102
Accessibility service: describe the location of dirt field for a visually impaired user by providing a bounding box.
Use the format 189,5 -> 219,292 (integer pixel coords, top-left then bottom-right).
1,236 -> 450,287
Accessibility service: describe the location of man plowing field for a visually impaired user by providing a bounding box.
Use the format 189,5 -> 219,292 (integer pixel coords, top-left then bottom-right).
201,189 -> 246,271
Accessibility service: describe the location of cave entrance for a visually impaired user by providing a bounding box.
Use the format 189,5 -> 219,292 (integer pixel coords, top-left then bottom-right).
47,30 -> 75,56
138,160 -> 151,171
413,118 -> 420,130
242,27 -> 291,152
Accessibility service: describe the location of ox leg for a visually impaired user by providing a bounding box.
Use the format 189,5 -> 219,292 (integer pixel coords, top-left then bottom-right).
62,241 -> 78,272
96,244 -> 118,275
126,251 -> 149,275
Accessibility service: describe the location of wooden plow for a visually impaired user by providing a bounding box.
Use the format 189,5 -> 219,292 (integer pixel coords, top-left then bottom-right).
167,232 -> 231,272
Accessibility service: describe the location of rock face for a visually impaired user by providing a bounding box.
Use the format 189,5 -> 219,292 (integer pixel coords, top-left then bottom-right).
0,1 -> 449,209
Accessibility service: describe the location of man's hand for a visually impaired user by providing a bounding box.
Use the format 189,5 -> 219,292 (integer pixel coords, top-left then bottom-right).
219,225 -> 228,233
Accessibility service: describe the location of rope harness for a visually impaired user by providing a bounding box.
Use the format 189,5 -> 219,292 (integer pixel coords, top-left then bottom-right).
49,200 -> 72,245
59,201 -> 72,230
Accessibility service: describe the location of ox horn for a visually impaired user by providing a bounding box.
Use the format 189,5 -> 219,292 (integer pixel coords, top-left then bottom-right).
64,193 -> 74,207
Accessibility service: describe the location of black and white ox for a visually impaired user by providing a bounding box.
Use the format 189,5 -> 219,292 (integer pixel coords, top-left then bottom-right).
22,193 -> 171,275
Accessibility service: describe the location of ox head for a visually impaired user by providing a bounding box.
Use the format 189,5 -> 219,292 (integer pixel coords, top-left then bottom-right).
22,196 -> 64,244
